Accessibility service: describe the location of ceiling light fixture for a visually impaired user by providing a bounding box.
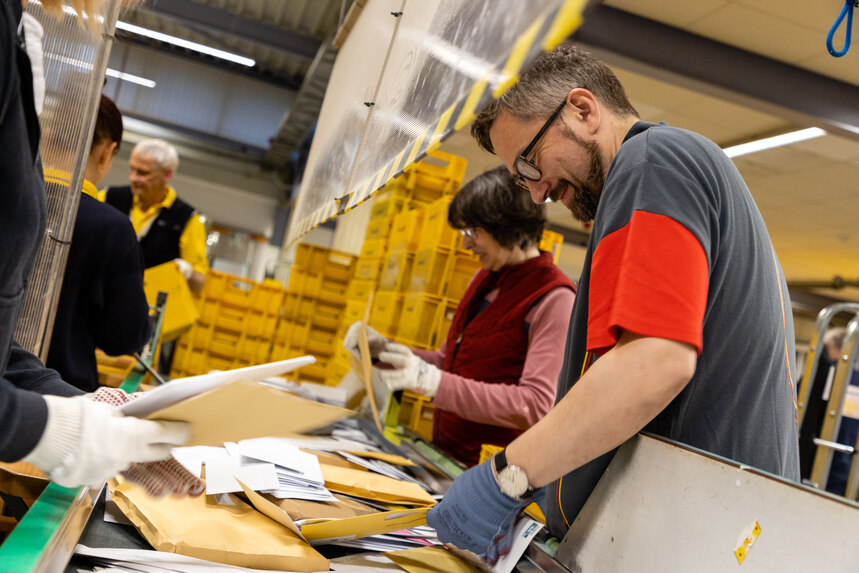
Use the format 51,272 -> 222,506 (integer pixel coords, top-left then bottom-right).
115,21 -> 256,67
45,52 -> 156,88
105,68 -> 156,88
722,127 -> 826,158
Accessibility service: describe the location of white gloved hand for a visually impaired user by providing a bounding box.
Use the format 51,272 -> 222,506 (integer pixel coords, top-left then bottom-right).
343,321 -> 387,361
377,342 -> 442,397
174,258 -> 194,280
23,394 -> 192,490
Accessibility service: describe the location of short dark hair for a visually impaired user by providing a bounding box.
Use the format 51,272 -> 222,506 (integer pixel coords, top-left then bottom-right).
91,95 -> 123,153
448,166 -> 546,249
472,43 -> 638,153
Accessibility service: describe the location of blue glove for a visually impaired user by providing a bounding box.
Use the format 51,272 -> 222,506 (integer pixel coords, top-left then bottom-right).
427,458 -> 534,565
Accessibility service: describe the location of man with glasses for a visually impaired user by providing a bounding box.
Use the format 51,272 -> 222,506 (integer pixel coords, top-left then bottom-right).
427,44 -> 800,564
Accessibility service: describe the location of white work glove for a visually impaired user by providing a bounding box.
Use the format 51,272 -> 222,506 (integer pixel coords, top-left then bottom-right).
343,321 -> 387,361
174,258 -> 194,280
24,389 -> 204,497
377,343 -> 442,397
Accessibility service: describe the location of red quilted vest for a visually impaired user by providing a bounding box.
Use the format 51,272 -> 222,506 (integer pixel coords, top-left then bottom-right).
434,252 -> 574,465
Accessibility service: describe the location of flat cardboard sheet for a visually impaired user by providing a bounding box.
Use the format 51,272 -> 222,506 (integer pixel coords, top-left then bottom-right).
146,379 -> 351,446
110,480 -> 329,572
320,463 -> 437,506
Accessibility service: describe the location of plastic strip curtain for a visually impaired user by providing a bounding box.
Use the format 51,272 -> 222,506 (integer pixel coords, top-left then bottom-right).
285,0 -> 587,246
14,0 -> 120,359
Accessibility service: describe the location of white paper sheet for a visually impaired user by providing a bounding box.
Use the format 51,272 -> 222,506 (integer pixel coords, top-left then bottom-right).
121,356 -> 315,417
204,458 -> 279,495
74,545 -> 302,572
492,518 -> 541,573
238,437 -> 325,484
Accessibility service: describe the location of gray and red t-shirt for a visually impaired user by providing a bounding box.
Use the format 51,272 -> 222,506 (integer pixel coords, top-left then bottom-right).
545,121 -> 801,537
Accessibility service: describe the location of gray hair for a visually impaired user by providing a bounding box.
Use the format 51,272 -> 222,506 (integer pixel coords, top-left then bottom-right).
472,44 -> 639,153
132,139 -> 179,172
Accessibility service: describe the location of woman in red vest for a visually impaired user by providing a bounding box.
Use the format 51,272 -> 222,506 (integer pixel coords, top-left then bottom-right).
346,167 -> 576,466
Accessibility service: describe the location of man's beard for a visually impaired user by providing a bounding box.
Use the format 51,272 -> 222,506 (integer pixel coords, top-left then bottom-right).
549,126 -> 605,222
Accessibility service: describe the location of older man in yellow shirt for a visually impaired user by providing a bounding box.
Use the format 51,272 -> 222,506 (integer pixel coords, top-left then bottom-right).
104,139 -> 208,293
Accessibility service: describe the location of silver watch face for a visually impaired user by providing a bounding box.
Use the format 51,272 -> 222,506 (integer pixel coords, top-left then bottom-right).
497,465 -> 530,498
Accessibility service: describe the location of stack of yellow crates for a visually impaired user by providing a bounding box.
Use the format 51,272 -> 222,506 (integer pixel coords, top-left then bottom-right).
273,244 -> 357,384
171,271 -> 285,377
325,151 -> 469,387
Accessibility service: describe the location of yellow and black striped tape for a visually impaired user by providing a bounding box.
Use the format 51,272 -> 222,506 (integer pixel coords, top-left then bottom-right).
287,0 -> 586,246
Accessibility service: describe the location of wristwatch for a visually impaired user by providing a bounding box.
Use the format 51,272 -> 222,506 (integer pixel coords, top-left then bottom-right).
492,449 -> 535,502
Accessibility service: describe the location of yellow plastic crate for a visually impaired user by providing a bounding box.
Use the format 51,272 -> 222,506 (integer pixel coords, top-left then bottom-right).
240,336 -> 272,363
420,195 -> 456,250
410,246 -> 451,296
301,271 -> 323,297
270,341 -> 305,362
365,217 -> 391,241
317,278 -> 349,304
325,361 -> 351,386
379,250 -> 415,293
282,293 -> 315,323
288,268 -> 306,292
447,254 -> 481,300
295,243 -> 330,269
287,320 -> 311,346
143,261 -> 200,342
398,292 -> 444,347
296,363 -> 328,384
321,251 -> 356,282
411,150 -> 468,183
203,270 -> 284,314
206,328 -> 244,359
343,299 -> 369,326
345,279 -> 376,302
184,322 -> 213,347
245,311 -> 277,338
355,256 -> 384,282
388,209 -> 425,253
212,304 -> 251,334
539,229 -> 564,264
398,390 -> 434,441
314,300 -> 344,331
251,282 -> 285,314
370,192 -> 406,222
436,298 -> 458,344
360,238 -> 388,259
370,290 -> 404,335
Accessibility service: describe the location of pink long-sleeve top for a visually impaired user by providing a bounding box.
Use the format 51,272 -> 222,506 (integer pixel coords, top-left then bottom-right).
412,285 -> 574,429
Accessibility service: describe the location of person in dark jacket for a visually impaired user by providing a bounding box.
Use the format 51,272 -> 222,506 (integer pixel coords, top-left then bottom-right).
1,0 -> 199,496
46,94 -> 152,391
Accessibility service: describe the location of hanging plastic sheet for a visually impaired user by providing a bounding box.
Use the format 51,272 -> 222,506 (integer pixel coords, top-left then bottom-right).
14,0 -> 121,359
287,0 -> 587,245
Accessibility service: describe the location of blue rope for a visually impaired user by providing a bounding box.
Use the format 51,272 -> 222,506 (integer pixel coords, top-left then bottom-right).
828,0 -> 857,57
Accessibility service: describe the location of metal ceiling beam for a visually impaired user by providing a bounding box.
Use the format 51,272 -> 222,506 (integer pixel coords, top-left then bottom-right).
264,38 -> 338,171
573,5 -> 859,141
143,0 -> 322,60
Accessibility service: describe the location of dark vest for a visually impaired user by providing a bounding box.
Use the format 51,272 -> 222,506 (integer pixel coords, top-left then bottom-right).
104,186 -> 196,269
435,252 -> 574,465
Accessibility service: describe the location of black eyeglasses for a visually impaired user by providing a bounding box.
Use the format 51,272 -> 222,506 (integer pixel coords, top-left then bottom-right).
513,100 -> 566,190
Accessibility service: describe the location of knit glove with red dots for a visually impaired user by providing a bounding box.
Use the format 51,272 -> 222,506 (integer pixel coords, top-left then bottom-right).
24,387 -> 204,497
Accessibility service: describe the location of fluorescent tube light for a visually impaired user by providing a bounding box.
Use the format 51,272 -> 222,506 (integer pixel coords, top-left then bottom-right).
105,68 -> 156,88
116,21 -> 256,67
723,127 -> 826,158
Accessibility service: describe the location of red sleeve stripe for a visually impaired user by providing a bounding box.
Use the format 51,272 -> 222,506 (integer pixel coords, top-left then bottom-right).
588,210 -> 709,354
